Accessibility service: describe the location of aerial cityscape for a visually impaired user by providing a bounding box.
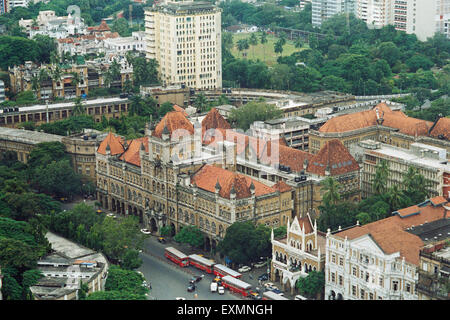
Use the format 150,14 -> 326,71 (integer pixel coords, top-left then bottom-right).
0,0 -> 449,306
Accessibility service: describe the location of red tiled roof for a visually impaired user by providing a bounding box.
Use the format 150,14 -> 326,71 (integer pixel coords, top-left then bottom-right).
202,108 -> 231,139
429,117 -> 450,141
319,103 -> 433,136
119,137 -> 149,167
152,111 -> 194,139
172,104 -> 188,116
306,139 -> 359,176
334,201 -> 448,265
191,165 -> 276,199
429,196 -> 447,206
297,216 -> 314,234
97,132 -> 125,155
273,180 -> 292,193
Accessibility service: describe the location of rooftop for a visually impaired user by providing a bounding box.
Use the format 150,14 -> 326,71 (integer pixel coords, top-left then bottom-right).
0,127 -> 63,144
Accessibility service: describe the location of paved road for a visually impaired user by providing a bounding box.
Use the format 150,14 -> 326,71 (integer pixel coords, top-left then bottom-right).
138,236 -> 241,301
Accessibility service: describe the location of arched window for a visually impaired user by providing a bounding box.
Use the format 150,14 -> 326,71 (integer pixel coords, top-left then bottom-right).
211,222 -> 216,234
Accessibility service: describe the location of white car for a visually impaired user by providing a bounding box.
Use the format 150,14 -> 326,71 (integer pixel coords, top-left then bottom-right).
107,213 -> 117,219
254,261 -> 267,268
264,282 -> 275,289
238,265 -> 251,273
175,297 -> 186,300
140,228 -> 151,235
218,286 -> 225,295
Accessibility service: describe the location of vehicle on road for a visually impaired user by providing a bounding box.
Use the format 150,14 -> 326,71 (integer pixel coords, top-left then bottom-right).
295,294 -> 308,300
210,282 -> 218,293
263,282 -> 274,289
270,288 -> 283,295
258,273 -> 269,281
254,261 -> 267,268
238,265 -> 251,273
218,286 -> 225,295
107,213 -> 117,219
248,290 -> 261,300
96,209 -> 102,214
190,275 -> 204,284
158,237 -> 166,243
187,283 -> 196,292
175,297 -> 186,300
140,228 -> 151,235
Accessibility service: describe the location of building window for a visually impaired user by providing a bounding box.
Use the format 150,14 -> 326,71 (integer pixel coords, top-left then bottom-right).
352,285 -> 357,297
360,289 -> 365,300
392,281 -> 399,291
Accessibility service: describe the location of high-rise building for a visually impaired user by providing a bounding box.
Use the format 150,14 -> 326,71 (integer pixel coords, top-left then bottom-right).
0,0 -> 7,14
145,0 -> 222,90
0,80 -> 5,103
357,0 -> 393,28
312,0 -> 356,27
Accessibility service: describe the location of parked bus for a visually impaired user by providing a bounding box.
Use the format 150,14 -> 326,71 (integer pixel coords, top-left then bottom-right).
213,264 -> 242,279
164,247 -> 189,267
221,275 -> 252,297
188,254 -> 215,273
262,290 -> 289,300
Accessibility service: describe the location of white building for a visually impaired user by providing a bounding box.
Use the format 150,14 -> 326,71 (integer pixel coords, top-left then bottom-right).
357,0 -> 393,28
145,0 -> 222,90
0,80 -> 5,103
103,31 -> 147,54
312,0 -> 356,27
325,196 -> 449,300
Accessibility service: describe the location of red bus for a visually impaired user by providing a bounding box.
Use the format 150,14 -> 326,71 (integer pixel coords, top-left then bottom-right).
164,247 -> 189,267
262,290 -> 289,300
213,264 -> 242,279
221,275 -> 252,297
188,254 -> 215,273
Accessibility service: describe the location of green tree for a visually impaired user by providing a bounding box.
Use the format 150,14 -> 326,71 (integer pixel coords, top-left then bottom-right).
274,39 -> 284,57
174,225 -> 204,248
103,265 -> 147,297
71,96 -> 85,116
194,93 -> 209,113
228,101 -> 283,130
321,177 -> 341,207
158,101 -> 174,118
259,32 -> 268,62
120,249 -> 143,270
248,32 -> 258,59
236,38 -> 249,58
295,271 -> 325,299
372,160 -> 389,195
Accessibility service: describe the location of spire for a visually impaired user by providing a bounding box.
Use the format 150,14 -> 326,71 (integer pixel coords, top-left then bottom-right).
250,181 -> 255,191
215,179 -> 221,191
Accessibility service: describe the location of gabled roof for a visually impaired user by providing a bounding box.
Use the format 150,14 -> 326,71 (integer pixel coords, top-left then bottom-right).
334,200 -> 448,265
191,165 -> 276,199
172,104 -> 188,117
97,132 -> 125,155
429,117 -> 450,141
152,111 -> 194,139
306,139 -> 359,176
119,137 -> 148,167
201,108 -> 231,138
318,103 -> 433,137
272,180 -> 292,193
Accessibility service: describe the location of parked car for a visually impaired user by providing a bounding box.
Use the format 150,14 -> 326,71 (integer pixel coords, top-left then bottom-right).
175,297 -> 186,300
238,265 -> 251,273
218,286 -> 225,295
140,228 -> 151,235
258,273 -> 269,281
263,282 -> 275,289
295,294 -> 308,300
187,283 -> 196,292
107,213 -> 117,219
210,282 -> 218,293
254,261 -> 267,268
158,237 -> 166,243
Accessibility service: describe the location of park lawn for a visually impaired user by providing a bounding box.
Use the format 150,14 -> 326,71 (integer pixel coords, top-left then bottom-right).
230,32 -> 306,66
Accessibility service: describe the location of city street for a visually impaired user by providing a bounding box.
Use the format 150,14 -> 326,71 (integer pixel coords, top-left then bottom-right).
138,235 -> 241,301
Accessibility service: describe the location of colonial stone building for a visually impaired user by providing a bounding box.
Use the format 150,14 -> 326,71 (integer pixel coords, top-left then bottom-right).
309,103 -> 450,158
325,196 -> 449,300
95,107 -> 294,251
271,214 -> 326,296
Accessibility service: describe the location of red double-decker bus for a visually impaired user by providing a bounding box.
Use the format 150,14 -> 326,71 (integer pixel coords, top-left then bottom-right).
164,247 -> 189,267
221,275 -> 252,297
188,254 -> 215,273
213,264 -> 242,279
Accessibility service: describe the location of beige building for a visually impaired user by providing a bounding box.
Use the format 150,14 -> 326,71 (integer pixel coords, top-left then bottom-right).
271,214 -> 326,296
417,241 -> 450,300
145,0 -> 222,89
358,140 -> 450,199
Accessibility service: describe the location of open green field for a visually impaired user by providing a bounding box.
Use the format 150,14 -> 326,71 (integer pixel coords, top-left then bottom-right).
230,32 -> 306,66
